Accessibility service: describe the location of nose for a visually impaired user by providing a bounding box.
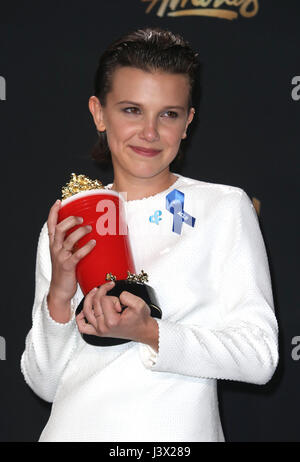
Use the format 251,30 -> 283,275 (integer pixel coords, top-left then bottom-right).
139,117 -> 160,142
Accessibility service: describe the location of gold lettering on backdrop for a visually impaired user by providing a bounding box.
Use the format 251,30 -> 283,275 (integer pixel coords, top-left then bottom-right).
142,0 -> 259,20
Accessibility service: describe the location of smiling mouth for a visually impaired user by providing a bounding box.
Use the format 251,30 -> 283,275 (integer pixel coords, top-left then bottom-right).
129,145 -> 162,157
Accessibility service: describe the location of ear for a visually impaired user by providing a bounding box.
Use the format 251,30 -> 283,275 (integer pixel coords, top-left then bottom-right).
182,107 -> 195,139
88,96 -> 106,132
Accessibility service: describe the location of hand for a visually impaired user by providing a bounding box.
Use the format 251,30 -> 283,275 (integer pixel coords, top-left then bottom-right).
47,199 -> 96,305
76,281 -> 159,350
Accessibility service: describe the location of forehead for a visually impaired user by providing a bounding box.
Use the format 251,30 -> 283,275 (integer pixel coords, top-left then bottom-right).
107,66 -> 190,106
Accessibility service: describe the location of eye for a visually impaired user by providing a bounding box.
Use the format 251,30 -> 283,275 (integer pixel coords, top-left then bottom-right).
123,107 -> 141,115
162,111 -> 178,119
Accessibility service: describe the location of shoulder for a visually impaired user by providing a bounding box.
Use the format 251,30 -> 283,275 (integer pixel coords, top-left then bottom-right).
35,221 -> 52,271
173,174 -> 258,226
38,220 -> 50,247
175,173 -> 247,206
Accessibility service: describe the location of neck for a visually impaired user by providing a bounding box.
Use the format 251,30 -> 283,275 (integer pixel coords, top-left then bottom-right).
110,170 -> 178,201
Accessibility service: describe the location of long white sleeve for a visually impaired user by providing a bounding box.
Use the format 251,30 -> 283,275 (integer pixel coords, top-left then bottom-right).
25,176 -> 278,442
20,222 -> 83,402
139,190 -> 279,385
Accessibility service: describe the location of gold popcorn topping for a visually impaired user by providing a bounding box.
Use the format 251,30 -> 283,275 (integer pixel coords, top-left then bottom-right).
105,270 -> 149,284
127,270 -> 149,284
105,272 -> 117,282
61,173 -> 104,200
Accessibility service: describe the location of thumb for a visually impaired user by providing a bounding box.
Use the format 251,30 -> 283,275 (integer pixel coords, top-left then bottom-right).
119,291 -> 144,308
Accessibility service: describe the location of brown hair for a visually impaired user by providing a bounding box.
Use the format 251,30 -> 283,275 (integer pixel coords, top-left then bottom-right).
90,27 -> 201,170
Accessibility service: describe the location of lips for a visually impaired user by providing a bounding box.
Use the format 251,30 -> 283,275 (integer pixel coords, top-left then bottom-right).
129,145 -> 162,157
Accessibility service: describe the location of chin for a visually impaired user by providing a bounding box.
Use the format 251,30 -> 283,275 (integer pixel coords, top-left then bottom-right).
131,164 -> 170,178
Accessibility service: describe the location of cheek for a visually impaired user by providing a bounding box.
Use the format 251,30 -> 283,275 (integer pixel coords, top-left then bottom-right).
162,123 -> 185,144
109,119 -> 137,143
105,120 -> 134,153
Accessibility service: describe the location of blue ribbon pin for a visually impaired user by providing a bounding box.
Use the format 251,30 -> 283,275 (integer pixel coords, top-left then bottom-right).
166,189 -> 195,235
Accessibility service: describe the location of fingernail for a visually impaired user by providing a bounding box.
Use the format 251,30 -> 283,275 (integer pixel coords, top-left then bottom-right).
55,199 -> 61,205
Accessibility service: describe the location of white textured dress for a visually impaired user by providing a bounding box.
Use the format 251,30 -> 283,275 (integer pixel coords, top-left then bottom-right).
21,173 -> 279,442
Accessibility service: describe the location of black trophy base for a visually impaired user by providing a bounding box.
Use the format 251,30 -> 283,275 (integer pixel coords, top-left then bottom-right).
75,280 -> 162,347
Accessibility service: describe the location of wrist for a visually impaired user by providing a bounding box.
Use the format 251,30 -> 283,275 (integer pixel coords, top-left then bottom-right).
48,284 -> 73,306
139,317 -> 159,353
47,290 -> 73,324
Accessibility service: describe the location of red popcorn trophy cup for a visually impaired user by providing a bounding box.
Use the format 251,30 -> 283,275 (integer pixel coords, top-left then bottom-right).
57,173 -> 162,347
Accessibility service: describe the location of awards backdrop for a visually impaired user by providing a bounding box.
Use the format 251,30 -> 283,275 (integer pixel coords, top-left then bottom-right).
0,0 -> 299,441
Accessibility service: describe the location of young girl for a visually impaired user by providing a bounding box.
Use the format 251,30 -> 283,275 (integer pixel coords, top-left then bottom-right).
21,27 -> 278,442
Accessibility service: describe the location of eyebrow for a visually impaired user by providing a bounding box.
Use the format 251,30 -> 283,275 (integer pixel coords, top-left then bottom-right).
116,100 -> 186,111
